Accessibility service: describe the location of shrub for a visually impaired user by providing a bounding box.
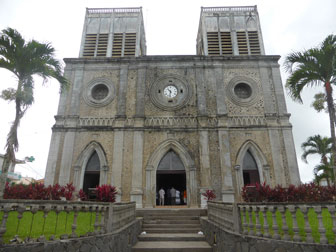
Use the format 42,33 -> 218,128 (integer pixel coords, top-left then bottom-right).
202,189 -> 216,201
242,182 -> 336,202
4,182 -> 75,201
96,184 -> 117,202
78,189 -> 88,201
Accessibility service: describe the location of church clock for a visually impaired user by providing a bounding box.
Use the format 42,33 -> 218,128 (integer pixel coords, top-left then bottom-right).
150,75 -> 192,110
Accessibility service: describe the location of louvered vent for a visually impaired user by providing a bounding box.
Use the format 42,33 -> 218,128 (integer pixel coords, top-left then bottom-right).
237,31 -> 248,55
112,33 -> 123,57
83,34 -> 97,57
220,32 -> 233,55
96,34 -> 108,57
207,32 -> 220,56
248,31 -> 261,55
124,33 -> 136,56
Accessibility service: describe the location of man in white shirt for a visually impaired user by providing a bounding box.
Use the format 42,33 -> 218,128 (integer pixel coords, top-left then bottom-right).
159,188 -> 165,206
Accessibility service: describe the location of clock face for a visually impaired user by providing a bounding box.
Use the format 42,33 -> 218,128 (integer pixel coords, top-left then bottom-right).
163,85 -> 178,98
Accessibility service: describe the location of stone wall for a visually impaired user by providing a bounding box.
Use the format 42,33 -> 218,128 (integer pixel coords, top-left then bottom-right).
0,219 -> 141,252
201,217 -> 336,252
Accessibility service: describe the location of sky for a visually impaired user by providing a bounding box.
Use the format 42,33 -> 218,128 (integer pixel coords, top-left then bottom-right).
0,0 -> 335,183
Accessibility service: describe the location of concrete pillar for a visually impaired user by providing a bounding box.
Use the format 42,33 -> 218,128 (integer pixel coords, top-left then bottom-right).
145,165 -> 154,208
117,66 -> 128,117
199,130 -> 211,188
282,128 -> 301,185
272,67 -> 288,115
135,68 -> 146,117
268,129 -> 286,186
214,67 -> 227,115
259,67 -> 276,114
73,165 -> 81,190
131,131 -> 144,208
195,66 -> 207,115
111,130 -> 124,201
100,165 -> 109,185
218,130 -> 234,202
44,131 -> 62,186
234,165 -> 242,196
58,131 -> 76,186
69,67 -> 84,115
189,166 -> 198,207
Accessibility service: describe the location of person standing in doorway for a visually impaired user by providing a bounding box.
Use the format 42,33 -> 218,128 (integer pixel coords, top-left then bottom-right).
183,190 -> 187,205
159,188 -> 165,206
170,187 -> 176,205
176,189 -> 180,205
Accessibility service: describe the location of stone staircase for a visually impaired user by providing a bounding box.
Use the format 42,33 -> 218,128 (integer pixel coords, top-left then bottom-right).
132,208 -> 212,252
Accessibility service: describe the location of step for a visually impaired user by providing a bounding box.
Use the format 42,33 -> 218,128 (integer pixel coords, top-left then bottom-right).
144,219 -> 200,224
144,228 -> 201,234
143,223 -> 200,229
138,233 -> 206,242
132,241 -> 212,252
144,215 -> 200,220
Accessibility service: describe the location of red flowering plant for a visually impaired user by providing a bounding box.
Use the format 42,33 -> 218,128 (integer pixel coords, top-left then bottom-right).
242,182 -> 336,203
202,189 -> 216,201
78,189 -> 88,201
4,182 -> 75,201
95,184 -> 117,202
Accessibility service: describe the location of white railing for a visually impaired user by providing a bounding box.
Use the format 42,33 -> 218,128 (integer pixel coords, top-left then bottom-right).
202,6 -> 256,13
87,7 -> 141,14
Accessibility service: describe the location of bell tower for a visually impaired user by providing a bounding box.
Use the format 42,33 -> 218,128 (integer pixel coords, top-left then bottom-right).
79,7 -> 146,58
196,6 -> 265,56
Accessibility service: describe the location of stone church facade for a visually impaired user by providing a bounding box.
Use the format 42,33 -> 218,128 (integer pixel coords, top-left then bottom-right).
45,6 -> 300,208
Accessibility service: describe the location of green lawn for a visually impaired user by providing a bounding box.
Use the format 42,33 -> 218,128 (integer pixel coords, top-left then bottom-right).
0,210 -> 101,244
241,208 -> 335,244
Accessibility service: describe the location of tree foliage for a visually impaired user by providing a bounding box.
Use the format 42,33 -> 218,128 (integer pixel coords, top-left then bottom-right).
0,27 -> 68,198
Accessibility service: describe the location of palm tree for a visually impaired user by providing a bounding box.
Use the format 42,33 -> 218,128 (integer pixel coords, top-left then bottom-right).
313,161 -> 334,186
284,34 -> 336,182
301,135 -> 332,165
0,28 -> 68,198
301,135 -> 333,185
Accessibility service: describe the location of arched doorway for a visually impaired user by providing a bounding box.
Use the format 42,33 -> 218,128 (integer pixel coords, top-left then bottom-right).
242,150 -> 260,185
156,150 -> 186,206
83,151 -> 100,195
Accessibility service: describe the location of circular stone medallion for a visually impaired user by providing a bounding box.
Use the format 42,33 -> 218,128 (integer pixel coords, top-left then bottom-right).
226,77 -> 258,106
83,78 -> 115,107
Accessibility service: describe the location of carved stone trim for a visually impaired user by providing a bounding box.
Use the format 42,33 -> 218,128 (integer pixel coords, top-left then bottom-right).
226,76 -> 259,107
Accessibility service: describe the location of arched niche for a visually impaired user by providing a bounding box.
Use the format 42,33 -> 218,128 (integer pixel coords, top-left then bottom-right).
145,139 -> 197,208
73,141 -> 109,191
234,141 -> 270,194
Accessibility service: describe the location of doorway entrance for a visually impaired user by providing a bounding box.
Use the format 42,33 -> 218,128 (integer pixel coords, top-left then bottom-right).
156,150 -> 186,206
242,150 -> 260,185
83,151 -> 100,198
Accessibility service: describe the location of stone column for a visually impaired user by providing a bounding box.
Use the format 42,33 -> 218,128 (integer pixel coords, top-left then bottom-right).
135,68 -> 146,117
73,165 -> 81,190
189,166 -> 198,207
116,65 -> 128,117
58,130 -> 76,186
199,130 -> 211,188
145,165 -> 154,208
44,131 -> 62,186
111,130 -> 124,202
234,165 -> 242,196
195,66 -> 207,115
214,67 -> 227,115
69,66 -> 84,115
131,130 -> 144,208
100,165 -> 109,185
282,128 -> 301,185
218,129 -> 234,202
267,128 -> 286,186
263,165 -> 271,185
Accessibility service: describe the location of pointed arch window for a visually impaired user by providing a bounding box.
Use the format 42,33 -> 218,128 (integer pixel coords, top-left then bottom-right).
157,150 -> 185,173
242,150 -> 260,185
83,151 -> 100,194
